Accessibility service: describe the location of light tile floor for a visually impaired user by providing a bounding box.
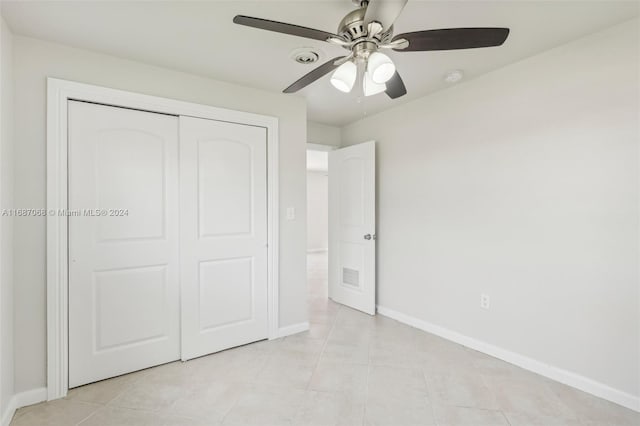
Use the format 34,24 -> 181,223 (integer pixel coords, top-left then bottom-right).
11,252 -> 639,425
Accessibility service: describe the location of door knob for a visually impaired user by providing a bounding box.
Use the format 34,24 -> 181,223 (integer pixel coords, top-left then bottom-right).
364,234 -> 374,240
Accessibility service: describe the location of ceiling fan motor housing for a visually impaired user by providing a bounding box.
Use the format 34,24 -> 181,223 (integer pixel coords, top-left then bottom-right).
353,41 -> 378,60
231,0 -> 510,100
337,6 -> 392,46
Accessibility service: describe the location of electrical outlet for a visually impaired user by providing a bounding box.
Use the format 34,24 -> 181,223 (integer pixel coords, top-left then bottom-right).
286,207 -> 296,221
480,294 -> 490,310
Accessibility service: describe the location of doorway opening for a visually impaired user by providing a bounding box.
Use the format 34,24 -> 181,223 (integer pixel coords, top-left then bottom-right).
306,146 -> 334,323
306,141 -> 377,320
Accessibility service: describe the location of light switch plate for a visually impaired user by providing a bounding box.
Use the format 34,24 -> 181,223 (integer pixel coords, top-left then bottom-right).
286,207 -> 296,221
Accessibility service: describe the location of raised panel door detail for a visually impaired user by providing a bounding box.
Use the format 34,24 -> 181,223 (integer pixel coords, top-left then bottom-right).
94,265 -> 168,351
198,139 -> 253,238
95,129 -> 165,242
199,257 -> 254,331
339,157 -> 365,227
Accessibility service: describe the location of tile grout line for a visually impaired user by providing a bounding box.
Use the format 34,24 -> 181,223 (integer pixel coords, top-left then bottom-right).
500,409 -> 513,426
422,369 -> 440,426
102,376 -> 140,408
74,402 -> 108,426
218,389 -> 244,426
75,411 -> 99,426
362,341 -> 373,426
218,346 -> 275,425
304,303 -> 341,392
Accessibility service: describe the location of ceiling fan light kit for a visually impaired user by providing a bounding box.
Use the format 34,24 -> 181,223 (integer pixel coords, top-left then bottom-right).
363,71 -> 387,97
368,52 -> 396,84
233,0 -> 509,100
331,61 -> 358,92
330,52 -> 394,96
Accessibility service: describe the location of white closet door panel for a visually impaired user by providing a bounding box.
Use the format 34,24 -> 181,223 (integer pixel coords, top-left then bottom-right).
68,101 -> 180,388
198,138 -> 253,237
180,116 -> 268,361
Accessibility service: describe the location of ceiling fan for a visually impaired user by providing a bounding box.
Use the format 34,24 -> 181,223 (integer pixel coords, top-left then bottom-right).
233,0 -> 509,100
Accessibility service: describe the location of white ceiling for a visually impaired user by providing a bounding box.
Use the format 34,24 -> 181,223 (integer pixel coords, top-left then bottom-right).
2,1 -> 638,126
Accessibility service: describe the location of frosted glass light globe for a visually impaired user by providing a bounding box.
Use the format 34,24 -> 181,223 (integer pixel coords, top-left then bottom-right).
368,52 -> 396,84
330,61 -> 357,93
363,71 -> 386,97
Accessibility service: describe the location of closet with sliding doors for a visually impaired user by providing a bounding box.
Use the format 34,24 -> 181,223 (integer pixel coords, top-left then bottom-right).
66,99 -> 270,388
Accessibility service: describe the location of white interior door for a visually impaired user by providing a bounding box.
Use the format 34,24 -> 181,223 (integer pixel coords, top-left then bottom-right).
68,101 -> 180,387
328,141 -> 376,315
180,116 -> 269,361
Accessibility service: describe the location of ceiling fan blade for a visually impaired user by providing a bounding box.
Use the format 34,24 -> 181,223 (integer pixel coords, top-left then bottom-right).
385,71 -> 407,99
283,56 -> 347,93
233,15 -> 338,42
364,0 -> 408,31
392,28 -> 509,52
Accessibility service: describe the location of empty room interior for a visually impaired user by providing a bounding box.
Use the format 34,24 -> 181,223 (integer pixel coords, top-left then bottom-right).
0,0 -> 638,425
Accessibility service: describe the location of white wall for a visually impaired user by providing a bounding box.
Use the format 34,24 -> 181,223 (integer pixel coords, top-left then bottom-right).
308,121 -> 340,147
12,35 -> 307,393
307,170 -> 328,252
342,19 -> 639,403
0,14 -> 14,422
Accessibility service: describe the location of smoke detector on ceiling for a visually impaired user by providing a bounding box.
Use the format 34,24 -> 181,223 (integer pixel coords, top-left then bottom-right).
444,69 -> 464,83
290,48 -> 321,65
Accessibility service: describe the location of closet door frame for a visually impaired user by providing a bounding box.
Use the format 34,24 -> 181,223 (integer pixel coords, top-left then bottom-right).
46,78 -> 280,401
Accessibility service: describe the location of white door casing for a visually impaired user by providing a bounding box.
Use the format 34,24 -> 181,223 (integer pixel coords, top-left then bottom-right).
328,141 -> 376,315
179,116 -> 269,360
47,78 -> 280,401
68,101 -> 180,387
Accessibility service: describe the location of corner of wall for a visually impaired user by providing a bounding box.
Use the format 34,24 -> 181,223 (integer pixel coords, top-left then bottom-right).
307,121 -> 341,147
1,388 -> 47,426
0,12 -> 16,426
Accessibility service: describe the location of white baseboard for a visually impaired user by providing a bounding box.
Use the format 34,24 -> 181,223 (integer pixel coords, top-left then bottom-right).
1,387 -> 47,426
271,322 -> 310,339
307,249 -> 328,253
0,321 -> 309,425
376,305 -> 640,413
